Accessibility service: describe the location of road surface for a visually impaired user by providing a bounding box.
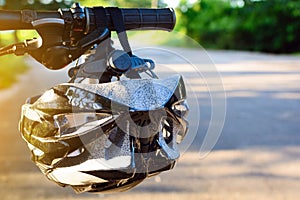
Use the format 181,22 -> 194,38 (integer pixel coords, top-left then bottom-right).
0,48 -> 300,200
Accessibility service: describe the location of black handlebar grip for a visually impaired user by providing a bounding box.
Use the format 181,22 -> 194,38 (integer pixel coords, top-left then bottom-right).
105,8 -> 176,31
0,7 -> 176,31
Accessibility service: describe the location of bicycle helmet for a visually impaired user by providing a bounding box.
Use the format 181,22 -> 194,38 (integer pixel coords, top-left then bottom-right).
19,74 -> 189,193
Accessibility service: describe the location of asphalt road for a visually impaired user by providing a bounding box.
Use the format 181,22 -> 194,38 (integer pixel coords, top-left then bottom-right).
0,48 -> 300,200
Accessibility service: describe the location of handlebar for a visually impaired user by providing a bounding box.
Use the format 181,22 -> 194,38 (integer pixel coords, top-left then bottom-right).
0,3 -> 176,70
0,7 -> 176,32
0,10 -> 60,30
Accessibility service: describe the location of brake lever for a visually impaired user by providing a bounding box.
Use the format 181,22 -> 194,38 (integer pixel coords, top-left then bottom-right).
17,38 -> 42,56
0,44 -> 17,56
0,38 -> 41,56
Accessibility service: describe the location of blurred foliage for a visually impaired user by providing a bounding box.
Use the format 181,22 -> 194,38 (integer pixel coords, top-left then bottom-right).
76,0 -> 110,7
176,0 -> 300,53
0,32 -> 29,90
0,0 -> 166,9
77,0 -> 166,7
0,0 -> 73,10
0,55 -> 29,89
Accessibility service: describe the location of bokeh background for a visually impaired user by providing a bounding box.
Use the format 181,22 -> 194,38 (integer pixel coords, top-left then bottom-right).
0,1 -> 300,200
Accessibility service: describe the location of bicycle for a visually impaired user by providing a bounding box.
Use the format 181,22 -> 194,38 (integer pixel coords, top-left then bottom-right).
0,2 -> 189,193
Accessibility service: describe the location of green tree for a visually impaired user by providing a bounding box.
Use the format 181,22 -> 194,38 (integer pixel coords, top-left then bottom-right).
176,0 -> 300,53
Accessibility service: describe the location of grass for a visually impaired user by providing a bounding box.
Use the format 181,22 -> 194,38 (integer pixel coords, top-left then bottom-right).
0,31 -> 35,90
0,55 -> 29,90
